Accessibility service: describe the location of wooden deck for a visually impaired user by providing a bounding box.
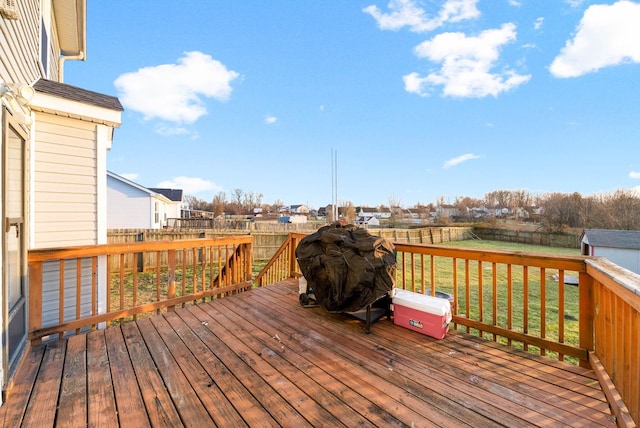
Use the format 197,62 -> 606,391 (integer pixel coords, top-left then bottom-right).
0,279 -> 616,427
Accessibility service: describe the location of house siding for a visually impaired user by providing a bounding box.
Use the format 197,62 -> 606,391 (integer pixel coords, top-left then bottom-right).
41,258 -> 94,328
0,0 -> 60,85
107,175 -> 155,229
33,113 -> 97,247
591,247 -> 640,275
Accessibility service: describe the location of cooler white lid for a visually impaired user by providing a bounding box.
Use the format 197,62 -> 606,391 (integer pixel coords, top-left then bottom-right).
392,288 -> 451,316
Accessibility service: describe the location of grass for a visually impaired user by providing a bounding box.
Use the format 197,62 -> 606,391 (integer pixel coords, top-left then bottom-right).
396,240 -> 582,362
109,260 -> 268,324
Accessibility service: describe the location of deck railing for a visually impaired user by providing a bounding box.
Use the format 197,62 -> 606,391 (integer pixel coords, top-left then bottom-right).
257,233 -> 639,426
28,236 -> 253,342
26,232 -> 639,425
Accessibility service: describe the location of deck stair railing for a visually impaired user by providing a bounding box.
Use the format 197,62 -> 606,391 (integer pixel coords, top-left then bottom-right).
256,233 -> 639,426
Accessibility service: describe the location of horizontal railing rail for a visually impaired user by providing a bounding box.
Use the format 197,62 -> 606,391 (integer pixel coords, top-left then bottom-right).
255,232 -> 639,425
28,236 -> 253,342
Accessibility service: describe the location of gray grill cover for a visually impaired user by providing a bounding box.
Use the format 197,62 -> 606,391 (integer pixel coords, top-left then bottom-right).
295,223 -> 397,313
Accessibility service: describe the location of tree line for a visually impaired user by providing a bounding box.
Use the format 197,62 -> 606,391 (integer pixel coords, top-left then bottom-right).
451,188 -> 640,232
184,188 -> 640,232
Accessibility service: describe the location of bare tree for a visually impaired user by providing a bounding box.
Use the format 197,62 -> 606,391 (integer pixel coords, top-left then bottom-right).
341,200 -> 356,223
211,191 -> 226,217
183,195 -> 212,212
604,189 -> 640,230
540,192 -> 582,232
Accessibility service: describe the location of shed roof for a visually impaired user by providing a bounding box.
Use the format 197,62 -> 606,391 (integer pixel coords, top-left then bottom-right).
581,229 -> 640,250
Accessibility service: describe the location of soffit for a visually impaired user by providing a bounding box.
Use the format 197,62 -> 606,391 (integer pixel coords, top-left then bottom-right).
52,0 -> 86,56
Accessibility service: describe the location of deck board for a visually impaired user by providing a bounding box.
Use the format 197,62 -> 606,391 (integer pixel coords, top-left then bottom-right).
0,279 -> 617,427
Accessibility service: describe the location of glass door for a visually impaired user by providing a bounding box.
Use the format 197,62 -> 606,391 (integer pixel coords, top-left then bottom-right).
2,108 -> 28,382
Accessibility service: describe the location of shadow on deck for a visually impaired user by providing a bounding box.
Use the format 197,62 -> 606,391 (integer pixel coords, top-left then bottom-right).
0,279 -> 616,427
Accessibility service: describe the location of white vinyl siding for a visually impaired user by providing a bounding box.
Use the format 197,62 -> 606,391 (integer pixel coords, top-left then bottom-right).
0,0 -> 60,85
593,247 -> 640,275
41,258 -> 94,329
107,175 -> 154,229
33,113 -> 97,247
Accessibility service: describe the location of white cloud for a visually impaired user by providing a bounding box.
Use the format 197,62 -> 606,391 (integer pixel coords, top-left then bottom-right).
629,171 -> 640,179
508,0 -> 521,6
154,124 -> 189,136
120,173 -> 140,181
534,17 -> 544,31
406,23 -> 531,97
550,1 -> 640,78
156,176 -> 223,195
443,153 -> 480,169
565,0 -> 585,7
264,115 -> 277,125
114,51 -> 239,124
363,0 -> 480,33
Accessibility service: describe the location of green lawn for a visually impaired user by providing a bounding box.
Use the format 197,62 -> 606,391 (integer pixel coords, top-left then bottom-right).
397,240 -> 582,361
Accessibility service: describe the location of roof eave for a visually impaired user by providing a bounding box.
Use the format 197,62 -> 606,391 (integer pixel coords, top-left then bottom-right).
30,92 -> 122,128
53,0 -> 86,57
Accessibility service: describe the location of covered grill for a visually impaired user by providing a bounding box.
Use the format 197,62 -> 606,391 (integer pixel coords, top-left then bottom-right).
295,223 -> 397,314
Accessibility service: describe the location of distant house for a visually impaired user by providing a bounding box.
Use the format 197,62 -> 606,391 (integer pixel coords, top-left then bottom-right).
289,204 -> 310,215
107,172 -> 180,229
436,204 -> 460,219
149,187 -> 184,221
355,216 -> 380,228
581,229 -> 640,275
358,206 -> 391,219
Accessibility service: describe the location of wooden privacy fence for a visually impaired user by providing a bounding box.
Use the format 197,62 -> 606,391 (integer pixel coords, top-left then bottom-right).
258,233 -> 639,425
28,236 -> 253,342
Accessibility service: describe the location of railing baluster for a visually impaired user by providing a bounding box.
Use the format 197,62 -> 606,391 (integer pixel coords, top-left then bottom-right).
59,259 -> 65,339
507,264 -> 512,347
76,258 -> 82,335
92,256 -> 97,331
478,261 -> 483,325
492,263 -> 497,342
540,267 -> 546,356
28,260 -> 43,344
133,257 -> 138,321
168,249 -> 176,311
558,269 -> 565,361
119,254 -> 125,313
156,250 -> 161,314
523,265 -> 529,351
464,259 -> 470,334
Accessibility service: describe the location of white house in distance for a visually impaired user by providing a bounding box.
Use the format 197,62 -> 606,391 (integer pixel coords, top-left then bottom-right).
107,171 -> 183,229
1,0 -> 123,391
581,229 -> 640,275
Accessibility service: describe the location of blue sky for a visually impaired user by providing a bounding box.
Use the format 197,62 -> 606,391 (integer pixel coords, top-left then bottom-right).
65,0 -> 640,209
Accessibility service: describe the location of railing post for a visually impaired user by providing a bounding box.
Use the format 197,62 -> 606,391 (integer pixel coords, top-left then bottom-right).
167,249 -> 176,311
246,241 -> 253,283
578,271 -> 594,369
28,260 -> 43,344
289,235 -> 297,277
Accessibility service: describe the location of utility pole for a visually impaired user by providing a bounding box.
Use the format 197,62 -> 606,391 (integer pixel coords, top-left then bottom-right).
331,148 -> 338,221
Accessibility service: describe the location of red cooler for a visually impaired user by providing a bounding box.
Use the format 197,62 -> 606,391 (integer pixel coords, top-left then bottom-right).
392,289 -> 452,339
